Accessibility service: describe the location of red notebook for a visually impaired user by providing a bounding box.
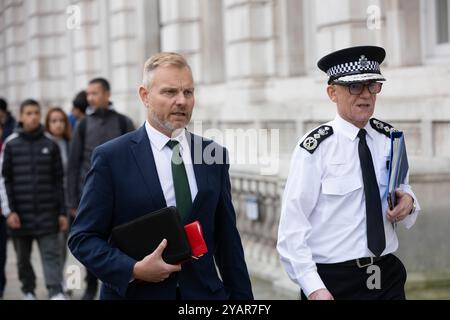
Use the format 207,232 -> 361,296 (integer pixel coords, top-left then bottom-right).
184,221 -> 208,258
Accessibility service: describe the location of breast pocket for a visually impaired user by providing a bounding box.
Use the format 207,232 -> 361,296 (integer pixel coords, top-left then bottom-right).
321,174 -> 363,224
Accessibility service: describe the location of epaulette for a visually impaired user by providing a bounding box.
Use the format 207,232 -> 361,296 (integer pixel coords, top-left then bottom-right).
370,118 -> 397,138
299,125 -> 334,154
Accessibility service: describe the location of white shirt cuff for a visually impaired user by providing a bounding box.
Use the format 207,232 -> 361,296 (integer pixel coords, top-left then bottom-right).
401,210 -> 418,229
399,185 -> 420,229
299,270 -> 327,298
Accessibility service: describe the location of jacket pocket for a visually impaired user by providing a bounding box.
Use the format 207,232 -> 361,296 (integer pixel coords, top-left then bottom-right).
192,257 -> 224,293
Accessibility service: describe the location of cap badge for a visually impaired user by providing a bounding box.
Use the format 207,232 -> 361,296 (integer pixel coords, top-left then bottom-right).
358,55 -> 368,69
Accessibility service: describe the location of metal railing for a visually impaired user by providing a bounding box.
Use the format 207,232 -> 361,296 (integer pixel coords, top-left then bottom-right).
230,171 -> 286,280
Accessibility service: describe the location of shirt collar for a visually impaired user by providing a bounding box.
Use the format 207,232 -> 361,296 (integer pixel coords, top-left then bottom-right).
333,113 -> 375,141
145,121 -> 187,152
364,120 -> 377,141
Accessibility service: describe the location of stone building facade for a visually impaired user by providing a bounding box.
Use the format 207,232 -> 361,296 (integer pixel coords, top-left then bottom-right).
1,0 -> 449,295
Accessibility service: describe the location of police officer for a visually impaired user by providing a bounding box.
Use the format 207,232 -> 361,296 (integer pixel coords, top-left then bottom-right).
277,46 -> 420,300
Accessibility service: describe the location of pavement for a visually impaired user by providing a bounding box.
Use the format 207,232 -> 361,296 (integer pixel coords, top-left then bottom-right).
1,240 -> 294,300
2,239 -> 449,300
2,240 -> 87,300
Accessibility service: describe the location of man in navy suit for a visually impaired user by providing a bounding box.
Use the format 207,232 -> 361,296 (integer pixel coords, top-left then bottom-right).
68,52 -> 253,300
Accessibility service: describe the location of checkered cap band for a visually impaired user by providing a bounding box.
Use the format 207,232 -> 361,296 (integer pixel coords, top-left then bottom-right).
326,60 -> 380,77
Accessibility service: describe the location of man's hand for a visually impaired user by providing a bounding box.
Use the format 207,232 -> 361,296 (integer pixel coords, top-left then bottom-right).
59,215 -> 69,232
132,239 -> 182,283
69,208 -> 77,218
387,191 -> 414,223
308,288 -> 334,300
6,212 -> 21,229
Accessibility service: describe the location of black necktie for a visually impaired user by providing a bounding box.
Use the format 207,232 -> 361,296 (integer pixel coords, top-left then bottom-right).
358,129 -> 386,257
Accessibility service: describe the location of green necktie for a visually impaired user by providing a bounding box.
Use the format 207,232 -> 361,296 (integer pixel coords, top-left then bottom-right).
166,140 -> 192,221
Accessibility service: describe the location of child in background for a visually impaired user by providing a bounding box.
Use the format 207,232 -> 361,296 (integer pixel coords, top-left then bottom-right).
45,107 -> 72,297
0,99 -> 68,300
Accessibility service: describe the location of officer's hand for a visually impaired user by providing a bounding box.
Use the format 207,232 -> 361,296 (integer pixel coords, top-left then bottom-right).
387,191 -> 413,223
6,212 -> 21,229
308,288 -> 334,300
59,215 -> 69,232
132,239 -> 182,283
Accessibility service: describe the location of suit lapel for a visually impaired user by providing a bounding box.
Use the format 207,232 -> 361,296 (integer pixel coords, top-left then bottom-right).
187,132 -> 209,220
130,126 -> 167,209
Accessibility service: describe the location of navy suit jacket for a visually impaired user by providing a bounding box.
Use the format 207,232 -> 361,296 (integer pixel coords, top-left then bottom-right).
68,125 -> 253,300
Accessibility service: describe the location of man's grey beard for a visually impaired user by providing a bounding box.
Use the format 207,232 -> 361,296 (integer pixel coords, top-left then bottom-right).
149,109 -> 188,137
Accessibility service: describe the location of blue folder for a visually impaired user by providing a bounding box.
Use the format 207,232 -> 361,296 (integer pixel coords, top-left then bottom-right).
387,131 -> 409,210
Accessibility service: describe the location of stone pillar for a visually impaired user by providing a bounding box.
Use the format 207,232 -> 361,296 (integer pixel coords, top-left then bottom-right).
223,0 -> 276,104
159,0 -> 202,82
199,0 -> 225,84
385,0 -> 422,67
135,0 -> 160,64
68,0 -> 159,124
2,0 -> 26,111
303,0 -> 318,73
108,0 -> 155,123
71,0 -> 104,92
24,0 -> 70,109
275,0 -> 305,77
134,0 -> 160,123
224,0 -> 275,81
314,0 -> 385,59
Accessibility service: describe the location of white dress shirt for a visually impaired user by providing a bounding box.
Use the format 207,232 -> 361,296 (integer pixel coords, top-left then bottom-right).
277,114 -> 420,297
145,121 -> 198,207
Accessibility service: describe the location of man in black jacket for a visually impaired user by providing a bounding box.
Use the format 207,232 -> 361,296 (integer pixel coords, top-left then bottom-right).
0,99 -> 68,300
67,78 -> 134,300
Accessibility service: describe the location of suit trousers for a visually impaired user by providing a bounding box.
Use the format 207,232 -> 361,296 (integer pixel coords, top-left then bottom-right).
301,254 -> 407,300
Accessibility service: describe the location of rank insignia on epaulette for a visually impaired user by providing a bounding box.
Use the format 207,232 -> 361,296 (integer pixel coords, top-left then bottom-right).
300,125 -> 334,154
370,118 -> 397,138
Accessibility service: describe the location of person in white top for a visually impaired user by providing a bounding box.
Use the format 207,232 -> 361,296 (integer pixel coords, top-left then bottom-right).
277,46 -> 420,300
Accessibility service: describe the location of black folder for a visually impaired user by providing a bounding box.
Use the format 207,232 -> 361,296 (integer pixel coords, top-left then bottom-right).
111,206 -> 192,264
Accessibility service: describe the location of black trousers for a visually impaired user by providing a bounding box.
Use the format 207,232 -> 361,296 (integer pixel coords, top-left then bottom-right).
12,233 -> 63,297
0,215 -> 6,296
301,254 -> 407,300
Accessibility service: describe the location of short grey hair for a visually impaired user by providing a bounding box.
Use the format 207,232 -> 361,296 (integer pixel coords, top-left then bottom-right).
142,52 -> 191,88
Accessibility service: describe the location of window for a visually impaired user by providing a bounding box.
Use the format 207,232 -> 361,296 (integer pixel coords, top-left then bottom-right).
421,0 -> 450,61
